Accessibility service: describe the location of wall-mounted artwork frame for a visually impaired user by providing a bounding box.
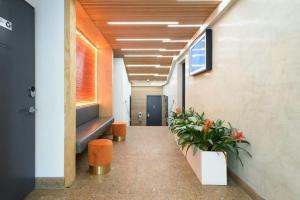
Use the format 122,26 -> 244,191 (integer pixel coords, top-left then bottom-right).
189,29 -> 212,75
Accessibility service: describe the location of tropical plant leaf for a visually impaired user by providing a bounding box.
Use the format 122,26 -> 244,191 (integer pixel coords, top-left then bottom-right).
169,107 -> 252,167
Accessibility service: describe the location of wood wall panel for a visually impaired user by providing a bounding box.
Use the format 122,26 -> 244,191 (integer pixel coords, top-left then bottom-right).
76,34 -> 97,104
64,0 -> 76,187
76,1 -> 113,117
78,0 -> 220,82
131,86 -> 163,126
98,48 -> 113,117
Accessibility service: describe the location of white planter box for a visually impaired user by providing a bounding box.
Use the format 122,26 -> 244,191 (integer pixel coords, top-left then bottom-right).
174,135 -> 227,185
184,146 -> 227,185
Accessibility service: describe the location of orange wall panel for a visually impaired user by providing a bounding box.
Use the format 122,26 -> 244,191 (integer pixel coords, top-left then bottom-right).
76,34 -> 97,104
76,1 -> 113,116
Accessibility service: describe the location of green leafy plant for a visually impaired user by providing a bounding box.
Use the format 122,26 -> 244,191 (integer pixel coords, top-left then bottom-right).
169,108 -> 252,166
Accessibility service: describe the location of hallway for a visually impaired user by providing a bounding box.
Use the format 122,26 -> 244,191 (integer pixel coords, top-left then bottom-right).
27,127 -> 251,200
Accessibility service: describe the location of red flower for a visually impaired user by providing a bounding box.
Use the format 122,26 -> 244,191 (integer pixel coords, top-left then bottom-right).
175,107 -> 182,114
232,130 -> 245,142
204,119 -> 214,128
203,119 -> 214,134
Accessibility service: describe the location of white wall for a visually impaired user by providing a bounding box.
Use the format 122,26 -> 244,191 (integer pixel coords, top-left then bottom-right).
164,0 -> 300,199
163,62 -> 184,114
163,65 -> 178,114
113,58 -> 131,125
26,0 -> 65,177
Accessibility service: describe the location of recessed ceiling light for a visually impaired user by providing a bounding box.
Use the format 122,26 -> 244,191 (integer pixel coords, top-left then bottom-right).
176,0 -> 208,1
126,64 -> 171,68
160,49 -> 182,52
163,39 -> 190,43
121,48 -> 182,52
121,48 -> 166,51
124,55 -> 175,58
129,73 -> 168,77
129,73 -> 151,76
117,38 -> 170,42
154,74 -> 168,77
125,55 -> 161,58
157,55 -> 176,58
76,30 -> 97,51
127,64 -> 161,67
168,24 -> 202,28
158,66 -> 172,68
128,73 -> 154,76
108,21 -> 179,25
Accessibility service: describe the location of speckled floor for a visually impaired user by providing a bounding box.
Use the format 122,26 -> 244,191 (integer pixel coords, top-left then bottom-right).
26,126 -> 252,200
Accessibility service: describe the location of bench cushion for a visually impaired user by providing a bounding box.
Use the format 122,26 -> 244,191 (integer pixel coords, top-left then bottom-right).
76,104 -> 99,127
76,117 -> 114,153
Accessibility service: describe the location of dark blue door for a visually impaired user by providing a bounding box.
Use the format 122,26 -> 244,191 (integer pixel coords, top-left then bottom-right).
0,0 -> 35,199
147,95 -> 162,126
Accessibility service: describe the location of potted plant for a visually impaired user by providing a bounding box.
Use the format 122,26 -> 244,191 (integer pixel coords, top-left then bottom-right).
169,108 -> 252,185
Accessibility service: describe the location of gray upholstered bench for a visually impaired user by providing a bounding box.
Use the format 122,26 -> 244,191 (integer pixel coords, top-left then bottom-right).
76,104 -> 114,153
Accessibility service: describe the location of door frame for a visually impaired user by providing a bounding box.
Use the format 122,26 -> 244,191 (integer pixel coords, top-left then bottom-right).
146,95 -> 163,126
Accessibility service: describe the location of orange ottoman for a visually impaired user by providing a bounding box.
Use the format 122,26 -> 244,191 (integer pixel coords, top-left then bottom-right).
112,122 -> 127,142
88,139 -> 112,175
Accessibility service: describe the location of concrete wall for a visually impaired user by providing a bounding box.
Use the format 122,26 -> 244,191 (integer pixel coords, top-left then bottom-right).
163,0 -> 300,199
113,58 -> 131,125
25,0 -> 65,177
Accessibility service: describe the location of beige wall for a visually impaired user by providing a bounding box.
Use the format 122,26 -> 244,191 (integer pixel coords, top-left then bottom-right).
164,0 -> 300,199
131,86 -> 163,126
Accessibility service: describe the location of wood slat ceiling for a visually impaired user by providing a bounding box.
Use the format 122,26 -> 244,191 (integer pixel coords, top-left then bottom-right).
79,0 -> 220,81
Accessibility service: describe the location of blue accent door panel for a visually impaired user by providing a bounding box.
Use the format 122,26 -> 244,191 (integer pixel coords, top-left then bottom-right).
147,96 -> 162,126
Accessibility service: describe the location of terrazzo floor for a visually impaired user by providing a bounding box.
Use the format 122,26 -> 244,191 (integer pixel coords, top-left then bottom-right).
26,126 -> 252,200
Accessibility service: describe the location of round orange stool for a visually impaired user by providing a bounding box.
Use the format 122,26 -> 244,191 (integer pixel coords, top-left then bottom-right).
112,122 -> 127,142
88,139 -> 112,175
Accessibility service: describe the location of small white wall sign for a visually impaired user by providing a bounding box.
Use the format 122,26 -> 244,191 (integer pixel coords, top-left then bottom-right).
0,17 -> 12,31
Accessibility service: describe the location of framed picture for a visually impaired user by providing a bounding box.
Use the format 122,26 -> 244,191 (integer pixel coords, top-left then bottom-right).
189,29 -> 212,75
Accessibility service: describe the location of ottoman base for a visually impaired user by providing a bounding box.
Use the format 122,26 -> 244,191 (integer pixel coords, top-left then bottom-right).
113,135 -> 126,142
89,164 -> 111,175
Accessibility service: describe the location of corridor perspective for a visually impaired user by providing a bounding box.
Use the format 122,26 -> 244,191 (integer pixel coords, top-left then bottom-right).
26,127 -> 252,200
0,0 -> 299,200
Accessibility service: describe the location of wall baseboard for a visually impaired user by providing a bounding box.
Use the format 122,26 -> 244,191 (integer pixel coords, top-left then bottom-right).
35,177 -> 64,189
228,170 -> 265,200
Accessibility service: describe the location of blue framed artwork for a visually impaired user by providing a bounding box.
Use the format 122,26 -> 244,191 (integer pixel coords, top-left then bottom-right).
189,29 -> 212,75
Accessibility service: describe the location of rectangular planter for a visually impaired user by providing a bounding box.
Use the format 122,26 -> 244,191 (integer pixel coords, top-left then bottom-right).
187,149 -> 227,185
175,135 -> 227,185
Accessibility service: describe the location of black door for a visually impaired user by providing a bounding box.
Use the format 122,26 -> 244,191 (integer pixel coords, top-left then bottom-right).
0,0 -> 35,199
146,95 -> 162,126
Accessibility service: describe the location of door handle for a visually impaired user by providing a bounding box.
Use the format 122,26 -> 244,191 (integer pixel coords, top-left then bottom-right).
28,86 -> 36,98
18,106 -> 37,113
147,113 -> 150,118
28,106 -> 37,113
